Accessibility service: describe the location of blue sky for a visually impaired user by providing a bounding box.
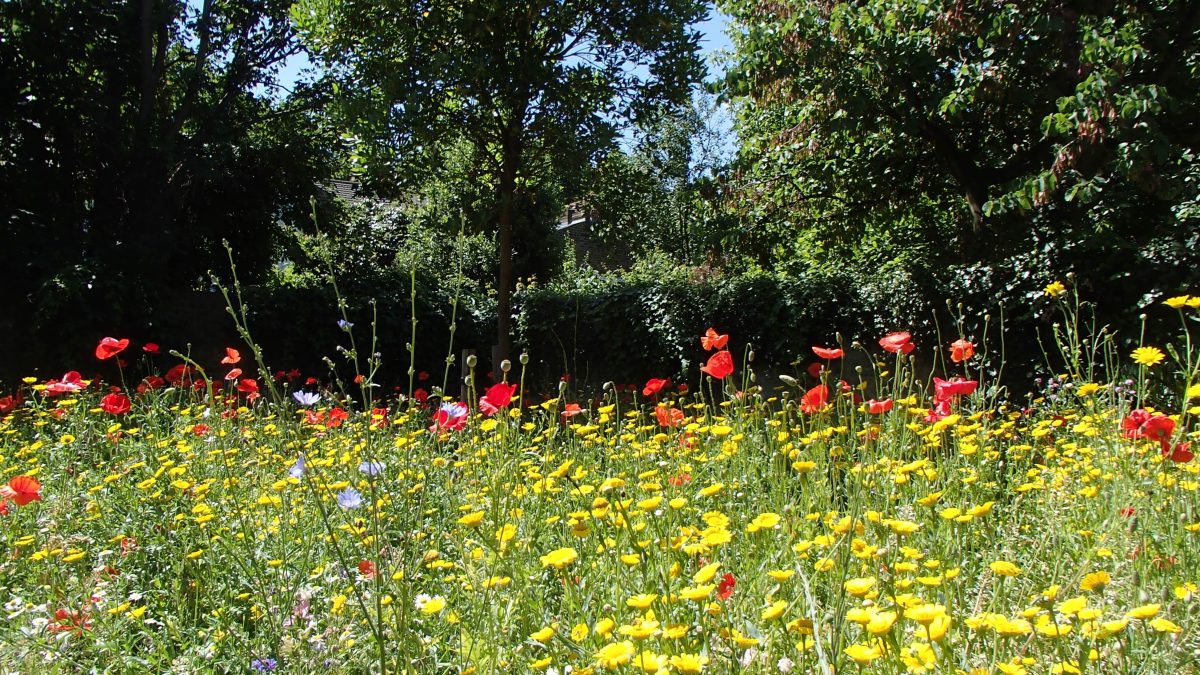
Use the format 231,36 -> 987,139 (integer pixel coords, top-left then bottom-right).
274,8 -> 733,89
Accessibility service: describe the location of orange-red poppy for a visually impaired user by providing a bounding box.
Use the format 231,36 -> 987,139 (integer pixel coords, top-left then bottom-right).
1,475 -> 41,506
812,346 -> 844,360
879,332 -> 915,354
655,406 -> 685,427
701,328 -> 729,351
95,337 -> 129,360
700,350 -> 734,379
221,347 -> 241,365
949,339 -> 975,363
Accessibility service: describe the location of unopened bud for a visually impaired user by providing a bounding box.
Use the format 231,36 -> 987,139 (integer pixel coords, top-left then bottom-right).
748,350 -> 755,363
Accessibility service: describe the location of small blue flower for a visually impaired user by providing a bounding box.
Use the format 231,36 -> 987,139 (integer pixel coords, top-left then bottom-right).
251,657 -> 278,672
337,487 -> 363,510
359,460 -> 385,477
292,390 -> 321,406
288,454 -> 306,479
337,319 -> 354,330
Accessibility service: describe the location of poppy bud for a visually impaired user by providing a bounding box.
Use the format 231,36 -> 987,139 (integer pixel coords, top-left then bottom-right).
748,350 -> 755,363
501,360 -> 512,373
466,354 -> 477,368
519,352 -> 529,365
779,375 -> 798,387
603,381 -> 614,391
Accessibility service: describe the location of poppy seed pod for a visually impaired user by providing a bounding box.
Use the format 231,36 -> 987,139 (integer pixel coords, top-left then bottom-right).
519,352 -> 529,365
466,354 -> 477,368
501,360 -> 512,373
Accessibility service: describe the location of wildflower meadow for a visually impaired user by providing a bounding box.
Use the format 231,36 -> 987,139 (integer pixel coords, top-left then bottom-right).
2,283 -> 1199,674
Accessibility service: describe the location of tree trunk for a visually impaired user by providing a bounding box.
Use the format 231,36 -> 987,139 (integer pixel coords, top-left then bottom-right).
495,135 -> 519,379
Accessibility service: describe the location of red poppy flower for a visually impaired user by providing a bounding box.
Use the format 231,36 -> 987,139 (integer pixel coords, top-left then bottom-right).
923,399 -> 953,423
949,339 -> 975,363
806,362 -> 825,379
163,364 -> 192,387
224,368 -> 242,381
49,608 -> 91,635
1163,441 -> 1194,463
1123,409 -> 1175,442
701,327 -> 729,351
0,498 -> 8,516
717,572 -> 736,601
95,337 -> 130,360
667,472 -> 692,486
642,378 -> 670,398
142,342 -> 160,354
812,346 -> 844,360
0,394 -> 20,414
866,398 -> 894,414
933,377 -> 978,400
220,347 -> 241,365
430,402 -> 468,432
353,374 -> 365,385
44,371 -> 85,395
1,475 -> 42,506
800,384 -> 830,414
328,407 -> 349,428
879,332 -> 915,354
192,423 -> 210,436
358,560 -> 377,578
480,382 -> 518,416
561,403 -> 584,418
700,350 -> 735,379
655,406 -> 685,428
418,371 -> 430,381
413,388 -> 430,405
99,393 -> 131,415
236,378 -> 260,399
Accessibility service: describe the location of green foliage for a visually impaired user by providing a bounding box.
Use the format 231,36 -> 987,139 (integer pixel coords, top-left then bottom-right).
0,0 -> 338,372
589,92 -> 736,263
295,0 -> 710,361
515,259 -> 877,388
718,0 -> 1200,263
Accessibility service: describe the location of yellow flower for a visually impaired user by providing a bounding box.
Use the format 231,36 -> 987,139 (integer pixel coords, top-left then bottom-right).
1164,295 -> 1191,309
1131,346 -> 1166,367
539,547 -> 579,569
843,643 -> 880,665
1057,596 -> 1087,616
1044,281 -> 1067,297
990,560 -> 1022,577
1149,617 -> 1182,633
1126,603 -> 1161,620
905,604 -> 946,625
761,600 -> 788,621
843,577 -> 876,597
1079,571 -> 1110,592
748,512 -> 781,532
693,561 -> 721,584
530,626 -> 555,643
420,596 -> 446,615
679,585 -> 715,601
625,593 -> 657,609
866,611 -> 897,635
632,651 -> 665,673
594,641 -> 635,669
669,654 -> 708,673
457,511 -> 485,527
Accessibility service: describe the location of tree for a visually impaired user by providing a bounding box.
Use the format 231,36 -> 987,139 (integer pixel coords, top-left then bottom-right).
590,91 -> 735,264
718,0 -> 1200,263
1,0 -> 336,371
295,0 -> 708,369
